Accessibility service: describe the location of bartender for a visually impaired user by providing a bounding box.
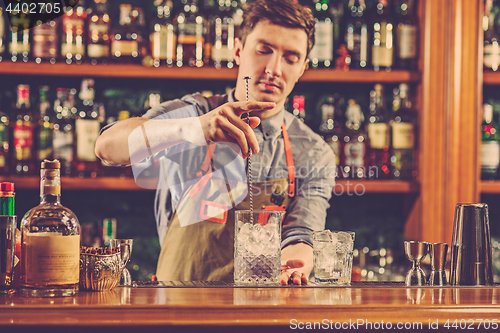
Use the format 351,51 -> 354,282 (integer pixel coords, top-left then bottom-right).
95,0 -> 335,285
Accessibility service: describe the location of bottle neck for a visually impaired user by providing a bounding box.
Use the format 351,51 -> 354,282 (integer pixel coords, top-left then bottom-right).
40,169 -> 61,204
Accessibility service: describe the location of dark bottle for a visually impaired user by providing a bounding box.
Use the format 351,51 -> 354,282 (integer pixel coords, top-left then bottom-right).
32,20 -> 59,64
331,0 -> 344,61
110,4 -> 143,64
74,79 -> 100,178
211,1 -> 235,69
481,103 -> 500,180
0,97 -> 9,174
394,0 -> 419,70
52,88 -> 75,177
87,0 -> 111,65
309,0 -> 334,69
484,0 -> 500,72
61,0 -> 87,64
318,94 -> 344,178
150,0 -> 177,67
36,86 -> 54,167
390,83 -> 417,180
175,0 -> 205,67
12,85 -> 35,175
345,0 -> 369,69
9,11 -> 31,63
371,0 -> 395,71
366,84 -> 390,179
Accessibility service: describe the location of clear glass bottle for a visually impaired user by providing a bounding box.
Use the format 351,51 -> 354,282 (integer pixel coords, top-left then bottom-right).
150,0 -> 177,67
21,159 -> 80,297
12,85 -> 35,176
342,99 -> 367,179
74,79 -> 100,178
481,103 -> 500,180
345,0 -> 369,69
371,0 -> 395,71
175,0 -> 205,67
484,0 -> 500,72
366,84 -> 390,179
87,0 -> 111,65
32,20 -> 59,64
310,0 -> 334,69
394,0 -> 418,70
52,88 -> 75,177
36,86 -> 54,168
61,0 -> 87,64
390,83 -> 417,180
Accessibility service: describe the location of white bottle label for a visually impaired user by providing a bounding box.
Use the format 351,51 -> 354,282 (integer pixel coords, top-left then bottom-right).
111,40 -> 139,56
309,20 -> 334,62
398,25 -> 417,59
344,141 -> 365,167
392,122 -> 415,149
481,141 -> 500,168
53,128 -> 74,161
372,22 -> 394,67
87,44 -> 109,58
368,123 -> 389,149
76,119 -> 100,162
484,43 -> 500,70
25,234 -> 80,285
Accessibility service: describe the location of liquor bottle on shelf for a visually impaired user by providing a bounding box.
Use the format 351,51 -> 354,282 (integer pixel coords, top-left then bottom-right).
32,20 -> 59,64
61,0 -> 87,64
111,4 -> 143,64
394,0 -> 418,70
102,218 -> 116,247
481,103 -> 500,180
74,79 -> 100,178
390,83 -> 417,180
291,95 -> 306,122
9,11 -> 31,62
132,6 -> 149,63
36,86 -> 54,167
150,0 -> 176,67
483,0 -> 500,72
52,88 -> 74,177
331,0 -> 344,61
0,7 -> 6,62
87,0 -> 111,65
309,0 -> 334,69
318,94 -> 343,176
0,99 -> 9,175
371,0 -> 395,71
366,84 -> 390,179
211,1 -> 235,69
345,0 -> 369,69
175,0 -> 205,68
12,85 -> 35,176
21,159 -> 80,298
342,99 -> 367,179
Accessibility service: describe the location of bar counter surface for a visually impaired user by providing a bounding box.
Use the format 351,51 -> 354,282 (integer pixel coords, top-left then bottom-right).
2,282 -> 500,332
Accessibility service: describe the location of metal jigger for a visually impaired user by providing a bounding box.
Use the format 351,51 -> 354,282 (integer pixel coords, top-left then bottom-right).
450,203 -> 493,286
429,243 -> 448,286
404,241 -> 429,286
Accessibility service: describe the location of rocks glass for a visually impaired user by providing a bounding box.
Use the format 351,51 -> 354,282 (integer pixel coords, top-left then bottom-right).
234,210 -> 284,286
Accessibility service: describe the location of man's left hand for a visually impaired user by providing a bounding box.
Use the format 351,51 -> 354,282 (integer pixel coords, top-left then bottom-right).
280,259 -> 308,285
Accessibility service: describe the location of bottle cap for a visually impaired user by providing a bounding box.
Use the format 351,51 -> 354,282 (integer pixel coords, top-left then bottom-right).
41,160 -> 61,170
0,182 -> 14,192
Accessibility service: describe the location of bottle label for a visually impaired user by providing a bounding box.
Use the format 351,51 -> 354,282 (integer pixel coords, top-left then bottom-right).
25,234 -> 80,285
309,20 -> 334,62
392,122 -> 415,149
9,30 -> 30,54
344,141 -> 365,167
372,22 -> 393,67
484,43 -> 500,69
150,25 -> 176,60
111,40 -> 138,56
53,128 -> 74,162
13,120 -> 33,159
61,43 -> 85,56
481,141 -> 500,168
76,119 -> 100,161
89,22 -> 109,33
177,34 -> 204,45
87,44 -> 109,58
368,123 -> 389,149
398,25 -> 417,59
32,23 -> 58,58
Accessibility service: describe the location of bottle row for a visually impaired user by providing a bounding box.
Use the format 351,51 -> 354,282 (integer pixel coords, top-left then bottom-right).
296,82 -> 417,180
0,0 -> 421,70
484,0 -> 500,72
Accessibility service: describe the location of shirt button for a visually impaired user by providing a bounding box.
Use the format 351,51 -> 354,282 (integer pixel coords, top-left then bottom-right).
266,131 -> 271,136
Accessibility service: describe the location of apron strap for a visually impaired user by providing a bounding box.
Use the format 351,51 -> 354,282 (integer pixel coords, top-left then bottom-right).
281,123 -> 295,198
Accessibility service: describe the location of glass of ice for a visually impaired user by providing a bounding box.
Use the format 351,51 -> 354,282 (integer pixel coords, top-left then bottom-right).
313,230 -> 355,286
234,210 -> 284,286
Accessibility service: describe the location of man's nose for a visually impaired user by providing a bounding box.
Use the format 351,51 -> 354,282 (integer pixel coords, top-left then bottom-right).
265,54 -> 282,77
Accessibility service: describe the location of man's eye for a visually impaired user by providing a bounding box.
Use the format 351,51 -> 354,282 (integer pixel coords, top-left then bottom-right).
285,56 -> 299,64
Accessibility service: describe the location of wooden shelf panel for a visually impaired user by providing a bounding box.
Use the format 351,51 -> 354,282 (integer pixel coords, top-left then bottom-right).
0,62 -> 420,83
483,71 -> 500,85
480,181 -> 500,194
0,176 -> 418,193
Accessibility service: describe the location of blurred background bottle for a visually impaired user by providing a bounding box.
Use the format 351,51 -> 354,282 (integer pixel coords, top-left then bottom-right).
371,0 -> 395,71
150,0 -> 176,67
176,0 -> 205,67
32,20 -> 59,64
481,103 -> 500,180
342,99 -> 368,179
366,84 -> 390,179
484,0 -> 500,72
87,0 -> 111,65
36,86 -> 54,168
394,0 -> 419,70
345,0 -> 369,69
52,88 -> 75,177
12,85 -> 35,176
61,0 -> 87,64
309,0 -> 334,69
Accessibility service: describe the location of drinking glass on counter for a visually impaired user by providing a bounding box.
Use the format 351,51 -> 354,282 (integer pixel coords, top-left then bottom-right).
313,230 -> 355,286
109,239 -> 134,286
234,210 -> 284,286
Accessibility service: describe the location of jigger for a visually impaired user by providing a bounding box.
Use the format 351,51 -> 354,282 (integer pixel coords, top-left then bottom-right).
450,203 -> 493,286
404,241 -> 429,286
429,243 -> 448,286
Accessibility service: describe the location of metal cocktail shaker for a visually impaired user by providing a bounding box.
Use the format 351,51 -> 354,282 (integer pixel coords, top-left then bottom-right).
449,203 -> 493,286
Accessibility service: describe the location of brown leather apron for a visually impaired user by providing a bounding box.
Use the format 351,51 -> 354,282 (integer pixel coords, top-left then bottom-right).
156,123 -> 295,281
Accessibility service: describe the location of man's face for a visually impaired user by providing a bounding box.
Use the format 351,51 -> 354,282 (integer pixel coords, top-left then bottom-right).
234,20 -> 309,119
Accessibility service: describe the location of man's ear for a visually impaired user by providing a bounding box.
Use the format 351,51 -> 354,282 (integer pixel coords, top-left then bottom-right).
234,38 -> 243,66
296,58 -> 309,82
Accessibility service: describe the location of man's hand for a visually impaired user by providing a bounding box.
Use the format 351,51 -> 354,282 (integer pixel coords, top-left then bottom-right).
281,259 -> 308,285
280,243 -> 314,285
198,101 -> 275,158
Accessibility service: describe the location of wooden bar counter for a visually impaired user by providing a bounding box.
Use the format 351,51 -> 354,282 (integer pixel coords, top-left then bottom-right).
2,283 -> 500,332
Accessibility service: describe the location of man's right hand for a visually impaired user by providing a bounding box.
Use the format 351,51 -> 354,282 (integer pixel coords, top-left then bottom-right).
198,101 -> 276,158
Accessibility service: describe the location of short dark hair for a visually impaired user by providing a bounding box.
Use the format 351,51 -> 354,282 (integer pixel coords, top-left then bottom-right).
239,0 -> 316,57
